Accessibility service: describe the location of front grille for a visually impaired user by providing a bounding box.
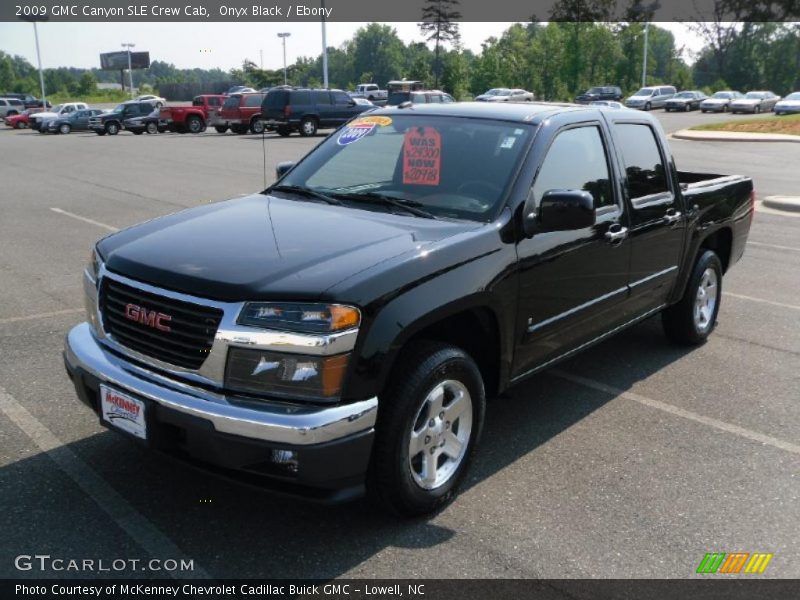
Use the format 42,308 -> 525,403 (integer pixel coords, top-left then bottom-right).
100,278 -> 223,369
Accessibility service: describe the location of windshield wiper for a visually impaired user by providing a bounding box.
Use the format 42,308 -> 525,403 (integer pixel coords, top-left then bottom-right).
329,191 -> 437,219
267,185 -> 342,206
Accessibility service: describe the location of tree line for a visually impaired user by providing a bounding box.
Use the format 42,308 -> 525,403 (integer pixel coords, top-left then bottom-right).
1,21 -> 798,102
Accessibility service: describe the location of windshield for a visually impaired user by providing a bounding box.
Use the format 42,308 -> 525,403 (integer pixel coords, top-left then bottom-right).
712,92 -> 732,99
785,92 -> 800,101
633,88 -> 655,96
587,87 -> 604,94
744,92 -> 764,99
50,104 -> 65,112
276,115 -> 534,222
111,103 -> 128,112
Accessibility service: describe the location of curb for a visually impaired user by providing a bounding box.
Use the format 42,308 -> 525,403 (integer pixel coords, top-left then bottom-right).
672,129 -> 800,143
762,196 -> 800,213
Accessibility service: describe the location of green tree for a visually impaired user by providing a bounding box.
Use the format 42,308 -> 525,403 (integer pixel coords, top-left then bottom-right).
77,71 -> 97,96
418,0 -> 461,87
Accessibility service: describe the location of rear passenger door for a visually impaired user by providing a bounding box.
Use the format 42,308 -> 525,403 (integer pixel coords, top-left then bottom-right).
514,120 -> 631,376
610,120 -> 686,315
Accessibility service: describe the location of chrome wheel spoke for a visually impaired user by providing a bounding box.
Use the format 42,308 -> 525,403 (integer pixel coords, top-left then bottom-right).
442,432 -> 464,460
426,384 -> 445,418
421,451 -> 438,486
409,429 -> 426,457
443,390 -> 467,421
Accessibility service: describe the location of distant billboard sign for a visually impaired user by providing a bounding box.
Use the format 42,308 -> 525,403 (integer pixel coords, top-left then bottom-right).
100,51 -> 150,70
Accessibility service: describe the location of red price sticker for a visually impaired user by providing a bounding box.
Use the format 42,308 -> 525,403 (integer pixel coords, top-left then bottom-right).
403,127 -> 441,186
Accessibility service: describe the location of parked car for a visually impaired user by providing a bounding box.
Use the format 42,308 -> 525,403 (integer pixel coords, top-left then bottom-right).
0,97 -> 25,117
224,85 -> 255,95
88,101 -> 157,135
218,92 -> 267,134
160,94 -> 225,133
65,102 -> 753,516
3,108 -> 42,128
589,100 -> 627,109
774,92 -> 800,115
134,94 -> 167,108
45,108 -> 105,134
1,93 -> 51,109
351,83 -> 388,102
730,91 -> 781,114
699,91 -> 743,113
261,88 -> 371,136
625,86 -> 676,110
664,91 -> 707,112
353,97 -> 375,107
575,86 -> 623,104
123,108 -> 168,134
475,88 -> 534,102
387,90 -> 456,106
29,102 -> 90,131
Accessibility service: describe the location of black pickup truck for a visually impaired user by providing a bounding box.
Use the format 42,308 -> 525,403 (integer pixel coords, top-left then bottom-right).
64,103 -> 753,515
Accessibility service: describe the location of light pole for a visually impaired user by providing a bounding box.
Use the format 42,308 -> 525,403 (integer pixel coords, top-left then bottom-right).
277,33 -> 290,85
642,21 -> 650,87
320,0 -> 328,88
634,2 -> 660,88
19,14 -> 48,107
122,43 -> 135,99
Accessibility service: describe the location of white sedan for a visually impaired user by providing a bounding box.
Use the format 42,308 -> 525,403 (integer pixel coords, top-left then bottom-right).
475,88 -> 534,102
774,92 -> 800,115
134,94 -> 166,108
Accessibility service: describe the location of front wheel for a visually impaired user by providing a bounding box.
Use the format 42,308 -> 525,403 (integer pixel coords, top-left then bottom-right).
645,102 -> 652,111
214,125 -> 228,134
250,118 -> 265,134
754,105 -> 761,114
368,342 -> 485,516
685,103 -> 691,112
59,123 -> 71,134
106,122 -> 119,135
277,126 -> 291,137
186,115 -> 203,134
146,122 -> 158,134
722,105 -> 728,113
299,117 -> 317,137
662,250 -> 722,345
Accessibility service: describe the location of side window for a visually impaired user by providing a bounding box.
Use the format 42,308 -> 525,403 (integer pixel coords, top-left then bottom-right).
442,94 -> 455,103
291,91 -> 311,105
314,91 -> 332,105
532,126 -> 614,210
208,97 -> 219,106
244,94 -> 262,107
429,94 -> 442,103
332,91 -> 351,104
614,124 -> 669,200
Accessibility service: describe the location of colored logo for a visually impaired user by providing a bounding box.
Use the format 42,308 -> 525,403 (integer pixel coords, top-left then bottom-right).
696,552 -> 773,574
124,303 -> 172,332
337,123 -> 375,146
352,115 -> 393,127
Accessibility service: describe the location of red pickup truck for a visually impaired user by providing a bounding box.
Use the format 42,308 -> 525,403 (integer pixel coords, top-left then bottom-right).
218,92 -> 266,134
159,95 -> 224,134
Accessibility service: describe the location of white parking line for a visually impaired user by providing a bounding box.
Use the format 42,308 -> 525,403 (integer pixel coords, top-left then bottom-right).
723,292 -> 800,311
551,370 -> 800,456
0,308 -> 83,325
50,208 -> 119,232
0,385 -> 210,579
747,240 -> 800,252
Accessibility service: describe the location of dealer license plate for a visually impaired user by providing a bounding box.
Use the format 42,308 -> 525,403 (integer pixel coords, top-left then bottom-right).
100,385 -> 147,440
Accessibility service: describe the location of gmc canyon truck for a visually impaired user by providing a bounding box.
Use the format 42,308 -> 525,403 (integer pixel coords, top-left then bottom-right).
65,103 -> 753,516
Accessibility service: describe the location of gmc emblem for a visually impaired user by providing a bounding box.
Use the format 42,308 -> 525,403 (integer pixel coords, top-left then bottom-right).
124,303 -> 172,332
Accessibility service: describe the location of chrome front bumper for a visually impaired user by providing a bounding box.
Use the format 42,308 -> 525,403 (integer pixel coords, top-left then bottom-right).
64,322 -> 378,446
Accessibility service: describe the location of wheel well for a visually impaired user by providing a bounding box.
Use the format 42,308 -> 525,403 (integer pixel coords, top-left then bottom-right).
402,308 -> 501,398
700,227 -> 732,273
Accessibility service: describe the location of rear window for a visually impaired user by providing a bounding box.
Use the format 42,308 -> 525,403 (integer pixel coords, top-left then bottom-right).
265,90 -> 290,107
243,94 -> 264,107
313,91 -> 332,105
279,114 -> 534,222
222,96 -> 240,109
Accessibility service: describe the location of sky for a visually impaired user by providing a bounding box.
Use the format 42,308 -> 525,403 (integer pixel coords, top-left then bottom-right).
0,21 -> 705,72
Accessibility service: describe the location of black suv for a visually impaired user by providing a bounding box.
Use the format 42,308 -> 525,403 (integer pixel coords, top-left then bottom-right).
88,101 -> 156,135
261,88 -> 371,137
575,86 -> 623,104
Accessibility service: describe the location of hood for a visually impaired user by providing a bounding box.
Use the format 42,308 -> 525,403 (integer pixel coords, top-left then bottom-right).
627,94 -> 651,100
776,99 -> 800,106
32,111 -> 57,120
98,194 -> 477,302
702,98 -> 729,104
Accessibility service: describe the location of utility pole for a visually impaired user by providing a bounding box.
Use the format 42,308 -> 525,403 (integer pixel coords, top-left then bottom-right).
122,43 -> 135,98
277,33 -> 290,85
320,0 -> 328,88
18,14 -> 48,107
642,21 -> 650,87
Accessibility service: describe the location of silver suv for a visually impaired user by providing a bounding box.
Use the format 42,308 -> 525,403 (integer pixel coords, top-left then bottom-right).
0,97 -> 25,117
625,86 -> 677,110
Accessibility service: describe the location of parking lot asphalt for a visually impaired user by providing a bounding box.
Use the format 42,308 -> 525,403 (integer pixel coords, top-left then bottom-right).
1,110 -> 798,580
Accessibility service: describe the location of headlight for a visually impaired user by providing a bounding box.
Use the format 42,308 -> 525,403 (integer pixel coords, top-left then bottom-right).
225,347 -> 349,401
87,247 -> 101,283
238,302 -> 360,334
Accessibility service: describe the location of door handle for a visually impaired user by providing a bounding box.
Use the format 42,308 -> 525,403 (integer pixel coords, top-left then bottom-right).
605,226 -> 628,244
664,209 -> 682,226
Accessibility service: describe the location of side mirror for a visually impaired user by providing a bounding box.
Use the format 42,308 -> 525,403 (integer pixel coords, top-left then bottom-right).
523,189 -> 595,236
275,161 -> 295,179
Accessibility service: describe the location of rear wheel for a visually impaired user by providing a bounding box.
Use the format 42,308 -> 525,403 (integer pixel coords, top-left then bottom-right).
368,342 -> 485,516
250,118 -> 265,134
15,121 -> 26,129
685,103 -> 691,112
722,105 -> 728,113
232,124 -> 248,134
214,125 -> 228,134
299,117 -> 317,137
132,129 -> 143,135
146,122 -> 158,134
186,115 -> 203,134
277,126 -> 291,137
662,250 -> 722,345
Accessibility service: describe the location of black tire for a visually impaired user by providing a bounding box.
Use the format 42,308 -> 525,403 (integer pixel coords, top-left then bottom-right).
277,126 -> 291,137
214,125 -> 228,134
685,103 -> 691,112
106,122 -> 119,135
662,250 -> 723,345
146,122 -> 158,134
722,105 -> 728,113
232,124 -> 248,135
754,105 -> 761,114
59,123 -> 71,134
645,102 -> 652,111
186,115 -> 203,134
367,342 -> 486,516
15,121 -> 25,129
95,130 -> 106,136
299,117 -> 317,137
132,129 -> 143,135
250,118 -> 265,134
701,109 -> 706,113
